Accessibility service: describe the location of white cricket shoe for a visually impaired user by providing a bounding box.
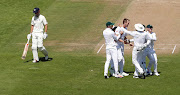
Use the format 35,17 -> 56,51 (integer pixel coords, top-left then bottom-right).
104,76 -> 109,79
154,72 -> 160,76
133,76 -> 139,78
45,56 -> 48,60
32,59 -> 38,63
122,72 -> 129,76
115,73 -> 123,78
147,69 -> 152,75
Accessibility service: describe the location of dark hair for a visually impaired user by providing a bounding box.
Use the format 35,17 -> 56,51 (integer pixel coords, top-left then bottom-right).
123,18 -> 130,24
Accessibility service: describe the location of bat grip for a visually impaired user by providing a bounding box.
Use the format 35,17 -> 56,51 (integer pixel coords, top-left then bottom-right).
27,38 -> 30,43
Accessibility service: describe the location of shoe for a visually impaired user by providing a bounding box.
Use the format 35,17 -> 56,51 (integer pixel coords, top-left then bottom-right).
154,72 -> 160,76
139,73 -> 145,79
105,76 -> 109,79
142,73 -> 146,79
45,56 -> 48,60
147,69 -> 152,75
109,73 -> 115,77
133,76 -> 139,78
32,59 -> 39,63
122,72 -> 129,76
115,73 -> 123,78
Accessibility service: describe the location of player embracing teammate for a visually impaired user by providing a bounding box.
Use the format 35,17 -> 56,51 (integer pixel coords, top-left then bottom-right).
103,19 -> 160,79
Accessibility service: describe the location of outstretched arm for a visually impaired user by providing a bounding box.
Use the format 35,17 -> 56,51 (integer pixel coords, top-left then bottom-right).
121,27 -> 134,36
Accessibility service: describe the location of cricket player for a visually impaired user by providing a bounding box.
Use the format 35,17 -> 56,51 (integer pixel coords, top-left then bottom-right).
109,18 -> 132,77
103,22 -> 123,79
27,8 -> 48,63
142,25 -> 160,76
121,23 -> 151,79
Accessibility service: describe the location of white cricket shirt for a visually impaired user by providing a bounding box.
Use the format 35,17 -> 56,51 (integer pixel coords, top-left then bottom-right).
115,26 -> 127,46
103,28 -> 119,49
147,32 -> 157,49
31,14 -> 48,33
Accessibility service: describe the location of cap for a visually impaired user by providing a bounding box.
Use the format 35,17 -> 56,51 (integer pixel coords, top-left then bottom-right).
106,22 -> 114,27
146,24 -> 153,28
33,8 -> 40,13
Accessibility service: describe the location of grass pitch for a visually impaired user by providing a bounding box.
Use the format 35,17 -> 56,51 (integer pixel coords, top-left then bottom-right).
0,0 -> 179,95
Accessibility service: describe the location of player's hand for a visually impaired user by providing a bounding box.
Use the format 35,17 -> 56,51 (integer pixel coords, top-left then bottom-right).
120,31 -> 123,35
43,32 -> 48,39
124,39 -> 130,44
27,33 -> 32,39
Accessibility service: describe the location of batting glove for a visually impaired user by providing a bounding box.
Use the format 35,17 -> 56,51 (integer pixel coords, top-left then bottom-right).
43,32 -> 48,39
27,33 -> 32,39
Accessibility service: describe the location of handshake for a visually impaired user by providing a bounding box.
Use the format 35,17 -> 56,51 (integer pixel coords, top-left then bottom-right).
27,32 -> 48,39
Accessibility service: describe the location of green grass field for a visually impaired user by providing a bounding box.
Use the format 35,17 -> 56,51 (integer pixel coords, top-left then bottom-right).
0,0 -> 179,95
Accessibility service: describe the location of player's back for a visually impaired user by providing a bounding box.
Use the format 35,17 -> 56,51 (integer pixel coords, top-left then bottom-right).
133,31 -> 150,47
103,28 -> 117,49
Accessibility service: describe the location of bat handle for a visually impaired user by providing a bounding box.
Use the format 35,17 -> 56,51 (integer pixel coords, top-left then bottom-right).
27,38 -> 30,43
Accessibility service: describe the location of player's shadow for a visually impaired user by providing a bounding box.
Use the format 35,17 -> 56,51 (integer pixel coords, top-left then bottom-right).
23,57 -> 53,63
39,57 -> 53,62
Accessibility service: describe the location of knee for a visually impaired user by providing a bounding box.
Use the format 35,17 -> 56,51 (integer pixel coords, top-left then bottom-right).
38,46 -> 45,51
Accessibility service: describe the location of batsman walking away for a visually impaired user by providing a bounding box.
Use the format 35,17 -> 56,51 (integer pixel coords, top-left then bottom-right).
26,7 -> 49,63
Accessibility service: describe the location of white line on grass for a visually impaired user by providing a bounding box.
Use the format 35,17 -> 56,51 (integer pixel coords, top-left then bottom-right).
172,44 -> 177,54
97,44 -> 104,54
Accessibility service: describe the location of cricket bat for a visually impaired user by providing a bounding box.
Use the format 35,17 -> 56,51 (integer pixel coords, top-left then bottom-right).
21,38 -> 30,60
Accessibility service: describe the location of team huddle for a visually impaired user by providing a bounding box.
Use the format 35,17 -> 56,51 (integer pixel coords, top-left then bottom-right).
103,18 -> 160,79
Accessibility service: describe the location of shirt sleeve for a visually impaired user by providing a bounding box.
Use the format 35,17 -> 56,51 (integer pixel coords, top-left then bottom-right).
31,17 -> 34,25
146,32 -> 151,40
151,32 -> 157,41
42,16 -> 48,25
121,27 -> 134,36
112,31 -> 120,41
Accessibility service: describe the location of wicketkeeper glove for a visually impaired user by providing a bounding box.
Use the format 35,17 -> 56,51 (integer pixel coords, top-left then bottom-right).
43,32 -> 48,39
27,33 -> 32,39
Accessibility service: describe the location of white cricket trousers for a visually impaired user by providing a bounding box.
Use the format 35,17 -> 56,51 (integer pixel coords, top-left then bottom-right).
110,46 -> 124,73
32,32 -> 48,61
104,48 -> 119,76
118,45 -> 125,74
143,48 -> 158,73
132,47 -> 144,76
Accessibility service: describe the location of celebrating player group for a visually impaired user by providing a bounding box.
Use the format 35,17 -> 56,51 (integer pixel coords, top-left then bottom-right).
103,18 -> 160,79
